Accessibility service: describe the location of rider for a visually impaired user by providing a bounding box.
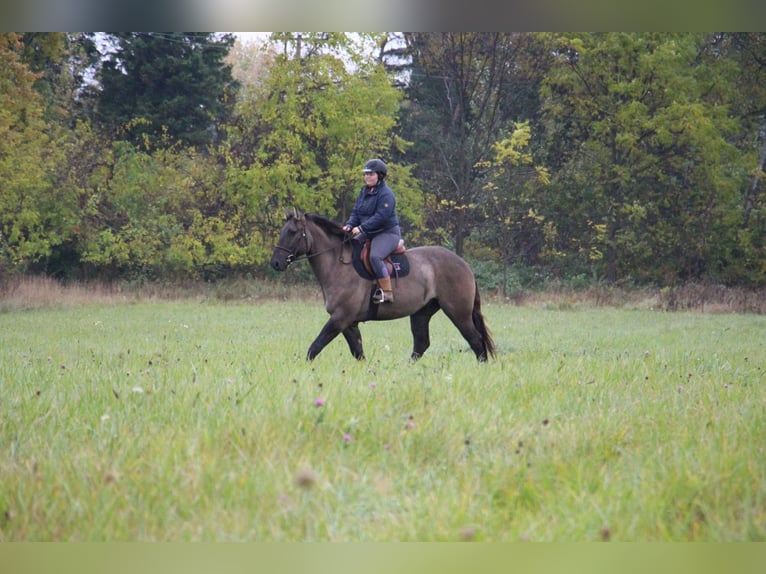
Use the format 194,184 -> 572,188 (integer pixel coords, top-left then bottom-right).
342,158 -> 401,303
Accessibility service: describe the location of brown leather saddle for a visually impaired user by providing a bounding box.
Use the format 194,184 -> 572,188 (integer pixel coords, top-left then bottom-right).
352,239 -> 410,280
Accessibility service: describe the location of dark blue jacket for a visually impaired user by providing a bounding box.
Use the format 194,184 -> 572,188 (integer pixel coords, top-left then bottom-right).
345,181 -> 399,237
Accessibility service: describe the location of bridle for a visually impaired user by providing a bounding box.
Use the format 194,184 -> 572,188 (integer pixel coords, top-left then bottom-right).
272,224 -> 309,267
273,220 -> 352,267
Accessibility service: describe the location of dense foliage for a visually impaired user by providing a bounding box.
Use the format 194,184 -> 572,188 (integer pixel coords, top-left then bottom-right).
1,32 -> 764,288
97,32 -> 238,149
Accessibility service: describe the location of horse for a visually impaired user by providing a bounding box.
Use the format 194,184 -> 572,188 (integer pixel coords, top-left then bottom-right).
270,208 -> 496,362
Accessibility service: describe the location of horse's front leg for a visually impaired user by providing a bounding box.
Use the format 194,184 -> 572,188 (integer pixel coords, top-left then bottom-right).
341,323 -> 365,360
307,318 -> 343,360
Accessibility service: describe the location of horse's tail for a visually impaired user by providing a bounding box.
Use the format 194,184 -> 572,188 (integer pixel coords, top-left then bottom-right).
472,281 -> 496,360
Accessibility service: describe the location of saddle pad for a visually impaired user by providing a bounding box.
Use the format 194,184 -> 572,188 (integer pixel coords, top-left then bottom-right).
352,241 -> 410,280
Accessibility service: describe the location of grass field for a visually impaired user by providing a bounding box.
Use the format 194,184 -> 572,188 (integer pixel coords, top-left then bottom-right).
0,297 -> 764,541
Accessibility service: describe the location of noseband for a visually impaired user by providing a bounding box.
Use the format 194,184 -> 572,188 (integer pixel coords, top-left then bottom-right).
272,244 -> 297,266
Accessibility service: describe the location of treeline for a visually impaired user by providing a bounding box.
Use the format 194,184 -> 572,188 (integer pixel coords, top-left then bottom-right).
1,32 -> 764,290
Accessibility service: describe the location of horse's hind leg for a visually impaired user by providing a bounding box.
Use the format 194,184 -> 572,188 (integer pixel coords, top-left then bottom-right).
440,302 -> 489,361
342,323 -> 365,360
457,319 -> 489,361
409,300 -> 440,360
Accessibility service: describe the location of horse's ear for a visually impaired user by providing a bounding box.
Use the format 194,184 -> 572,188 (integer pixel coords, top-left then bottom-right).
284,207 -> 303,220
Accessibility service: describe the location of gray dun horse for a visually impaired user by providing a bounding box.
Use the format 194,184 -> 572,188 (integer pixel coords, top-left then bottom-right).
270,209 -> 495,361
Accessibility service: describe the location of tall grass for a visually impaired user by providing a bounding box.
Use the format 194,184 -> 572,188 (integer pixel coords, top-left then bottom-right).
0,295 -> 764,540
3,275 -> 765,313
0,275 -> 320,312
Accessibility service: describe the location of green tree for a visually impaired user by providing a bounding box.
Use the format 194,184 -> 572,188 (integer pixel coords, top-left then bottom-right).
75,138 -> 252,281
398,32 -> 551,255
541,33 -> 742,284
0,33 -> 72,277
15,33 -> 108,279
19,33 -> 99,125
96,33 -> 238,149
475,122 -> 550,295
226,32 -> 422,261
705,33 -> 766,284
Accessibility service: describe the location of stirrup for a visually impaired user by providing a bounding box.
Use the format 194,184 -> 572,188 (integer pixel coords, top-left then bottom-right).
373,288 -> 393,304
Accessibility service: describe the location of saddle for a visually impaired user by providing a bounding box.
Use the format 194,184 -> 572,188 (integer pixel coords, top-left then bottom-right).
351,239 -> 410,280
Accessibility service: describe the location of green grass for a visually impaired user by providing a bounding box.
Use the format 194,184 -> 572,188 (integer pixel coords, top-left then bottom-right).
0,301 -> 764,541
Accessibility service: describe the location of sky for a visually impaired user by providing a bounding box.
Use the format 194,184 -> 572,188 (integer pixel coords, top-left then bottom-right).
232,32 -> 270,45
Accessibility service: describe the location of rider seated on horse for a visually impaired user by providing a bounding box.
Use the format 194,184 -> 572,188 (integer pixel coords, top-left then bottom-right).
343,158 -> 401,304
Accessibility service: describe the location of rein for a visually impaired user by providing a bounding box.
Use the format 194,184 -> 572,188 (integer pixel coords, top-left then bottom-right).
274,228 -> 352,267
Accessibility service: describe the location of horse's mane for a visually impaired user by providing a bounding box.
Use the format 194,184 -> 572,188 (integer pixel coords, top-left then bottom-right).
305,213 -> 346,239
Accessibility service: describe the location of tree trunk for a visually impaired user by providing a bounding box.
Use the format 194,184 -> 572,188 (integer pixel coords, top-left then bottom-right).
454,225 -> 465,257
745,126 -> 766,224
606,210 -> 618,283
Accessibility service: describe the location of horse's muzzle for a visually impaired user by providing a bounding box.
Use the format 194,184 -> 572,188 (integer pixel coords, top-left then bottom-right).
271,253 -> 292,271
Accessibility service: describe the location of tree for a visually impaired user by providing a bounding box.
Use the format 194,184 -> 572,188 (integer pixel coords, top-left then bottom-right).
475,122 -> 550,295
225,32 -> 422,262
540,33 -> 742,284
96,32 -> 238,149
19,33 -> 99,125
398,32 -> 551,255
0,33 -> 72,277
226,36 -> 276,105
72,136 -> 256,281
704,33 -> 766,284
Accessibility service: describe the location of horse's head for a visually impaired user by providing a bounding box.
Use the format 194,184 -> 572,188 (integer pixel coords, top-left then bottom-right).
270,208 -> 309,271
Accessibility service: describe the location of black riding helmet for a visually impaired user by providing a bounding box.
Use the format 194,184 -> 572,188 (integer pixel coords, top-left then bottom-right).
363,158 -> 387,180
